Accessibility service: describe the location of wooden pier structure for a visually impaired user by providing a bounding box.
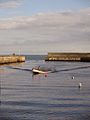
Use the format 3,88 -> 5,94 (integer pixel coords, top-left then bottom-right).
45,53 -> 90,62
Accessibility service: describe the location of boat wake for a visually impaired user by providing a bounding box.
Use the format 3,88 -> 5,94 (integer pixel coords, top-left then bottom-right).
55,65 -> 90,73
6,66 -> 32,72
6,65 -> 90,74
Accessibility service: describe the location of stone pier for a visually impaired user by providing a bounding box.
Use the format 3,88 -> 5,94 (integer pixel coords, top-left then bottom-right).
0,55 -> 25,64
45,53 -> 90,62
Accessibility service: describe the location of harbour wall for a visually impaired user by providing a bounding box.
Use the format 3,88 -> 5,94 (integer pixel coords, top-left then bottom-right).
45,53 -> 90,62
0,55 -> 25,64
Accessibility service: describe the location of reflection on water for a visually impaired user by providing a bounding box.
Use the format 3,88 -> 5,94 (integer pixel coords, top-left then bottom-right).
0,61 -> 90,120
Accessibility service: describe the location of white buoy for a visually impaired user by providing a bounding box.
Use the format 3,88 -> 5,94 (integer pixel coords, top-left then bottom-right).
78,82 -> 82,88
72,76 -> 74,79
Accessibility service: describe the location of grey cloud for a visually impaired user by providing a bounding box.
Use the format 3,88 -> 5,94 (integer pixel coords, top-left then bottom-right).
0,0 -> 23,8
0,8 -> 90,54
0,8 -> 90,30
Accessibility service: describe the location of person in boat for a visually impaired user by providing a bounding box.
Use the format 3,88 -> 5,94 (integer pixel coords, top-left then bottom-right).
38,66 -> 40,70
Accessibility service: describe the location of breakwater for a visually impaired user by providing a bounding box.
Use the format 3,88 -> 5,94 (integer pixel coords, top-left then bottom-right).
0,55 -> 25,64
45,53 -> 90,62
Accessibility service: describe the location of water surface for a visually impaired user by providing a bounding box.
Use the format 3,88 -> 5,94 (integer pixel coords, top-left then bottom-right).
0,57 -> 90,120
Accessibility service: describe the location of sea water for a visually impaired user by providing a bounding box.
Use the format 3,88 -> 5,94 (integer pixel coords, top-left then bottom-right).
0,55 -> 90,120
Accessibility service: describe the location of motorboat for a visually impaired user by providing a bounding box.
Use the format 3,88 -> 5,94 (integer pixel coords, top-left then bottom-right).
32,66 -> 54,74
32,68 -> 49,74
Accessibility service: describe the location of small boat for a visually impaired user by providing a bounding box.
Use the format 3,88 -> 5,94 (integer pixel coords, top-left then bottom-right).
32,66 -> 56,74
32,66 -> 53,74
32,68 -> 49,74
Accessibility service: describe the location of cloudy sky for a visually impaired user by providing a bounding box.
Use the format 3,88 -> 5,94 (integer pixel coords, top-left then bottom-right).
0,0 -> 90,54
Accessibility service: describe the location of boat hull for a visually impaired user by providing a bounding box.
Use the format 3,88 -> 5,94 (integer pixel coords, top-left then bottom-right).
32,69 -> 48,74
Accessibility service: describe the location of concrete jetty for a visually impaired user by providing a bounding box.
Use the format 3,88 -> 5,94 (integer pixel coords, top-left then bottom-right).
0,55 -> 25,64
45,52 -> 90,62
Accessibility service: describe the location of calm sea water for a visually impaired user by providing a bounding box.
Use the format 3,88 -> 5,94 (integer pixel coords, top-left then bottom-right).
0,55 -> 90,120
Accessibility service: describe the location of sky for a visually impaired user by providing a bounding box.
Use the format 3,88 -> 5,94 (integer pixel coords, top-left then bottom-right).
0,0 -> 90,54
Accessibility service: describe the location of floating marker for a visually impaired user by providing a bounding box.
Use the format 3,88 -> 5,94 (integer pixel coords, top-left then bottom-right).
45,74 -> 48,77
78,82 -> 82,88
72,76 -> 74,79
